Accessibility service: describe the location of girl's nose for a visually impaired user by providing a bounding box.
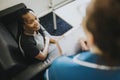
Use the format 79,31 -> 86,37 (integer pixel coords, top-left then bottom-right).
34,20 -> 39,26
34,23 -> 38,27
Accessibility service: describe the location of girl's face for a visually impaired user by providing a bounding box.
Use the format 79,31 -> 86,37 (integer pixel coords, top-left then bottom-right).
22,12 -> 40,31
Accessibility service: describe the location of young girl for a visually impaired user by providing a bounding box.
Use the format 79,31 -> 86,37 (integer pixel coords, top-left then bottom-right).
18,8 -> 62,62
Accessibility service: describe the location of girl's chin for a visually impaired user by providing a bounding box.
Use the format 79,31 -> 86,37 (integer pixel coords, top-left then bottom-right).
38,27 -> 40,30
33,28 -> 39,31
36,26 -> 40,30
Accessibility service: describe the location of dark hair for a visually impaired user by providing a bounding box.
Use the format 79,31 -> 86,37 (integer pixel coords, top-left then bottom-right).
86,0 -> 120,64
18,8 -> 34,26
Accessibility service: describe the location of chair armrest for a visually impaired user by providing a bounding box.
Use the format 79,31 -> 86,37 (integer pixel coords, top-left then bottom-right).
13,60 -> 51,80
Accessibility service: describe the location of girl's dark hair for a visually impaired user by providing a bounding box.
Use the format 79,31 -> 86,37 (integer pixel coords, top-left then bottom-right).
17,8 -> 34,35
86,0 -> 120,65
18,8 -> 34,26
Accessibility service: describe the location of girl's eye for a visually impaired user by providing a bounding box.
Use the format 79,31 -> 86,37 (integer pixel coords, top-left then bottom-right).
28,21 -> 33,24
27,19 -> 34,24
26,17 -> 39,24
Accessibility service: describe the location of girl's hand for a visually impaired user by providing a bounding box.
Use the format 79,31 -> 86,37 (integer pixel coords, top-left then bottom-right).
50,38 -> 56,43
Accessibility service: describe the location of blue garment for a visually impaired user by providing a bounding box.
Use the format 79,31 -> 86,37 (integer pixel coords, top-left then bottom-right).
45,52 -> 120,80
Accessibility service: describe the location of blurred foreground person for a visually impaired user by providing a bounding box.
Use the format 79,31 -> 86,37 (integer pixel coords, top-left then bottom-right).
45,0 -> 120,80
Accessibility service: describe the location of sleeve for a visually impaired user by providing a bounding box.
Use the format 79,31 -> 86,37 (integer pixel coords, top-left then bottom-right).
22,44 -> 39,58
21,38 -> 40,58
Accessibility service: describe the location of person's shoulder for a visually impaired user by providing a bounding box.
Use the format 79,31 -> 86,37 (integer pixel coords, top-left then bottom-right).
53,56 -> 73,63
52,52 -> 91,64
21,33 -> 36,44
74,51 -> 91,60
51,55 -> 78,68
21,33 -> 34,39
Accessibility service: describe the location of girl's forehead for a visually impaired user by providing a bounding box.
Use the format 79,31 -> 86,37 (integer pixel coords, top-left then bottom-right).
22,12 -> 36,20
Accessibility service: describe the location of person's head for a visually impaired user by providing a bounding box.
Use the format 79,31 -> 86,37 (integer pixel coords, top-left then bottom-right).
83,0 -> 120,64
18,8 -> 40,32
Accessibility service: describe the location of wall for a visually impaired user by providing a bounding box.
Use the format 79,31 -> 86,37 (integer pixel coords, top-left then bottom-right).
0,0 -> 51,17
0,0 -> 73,17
